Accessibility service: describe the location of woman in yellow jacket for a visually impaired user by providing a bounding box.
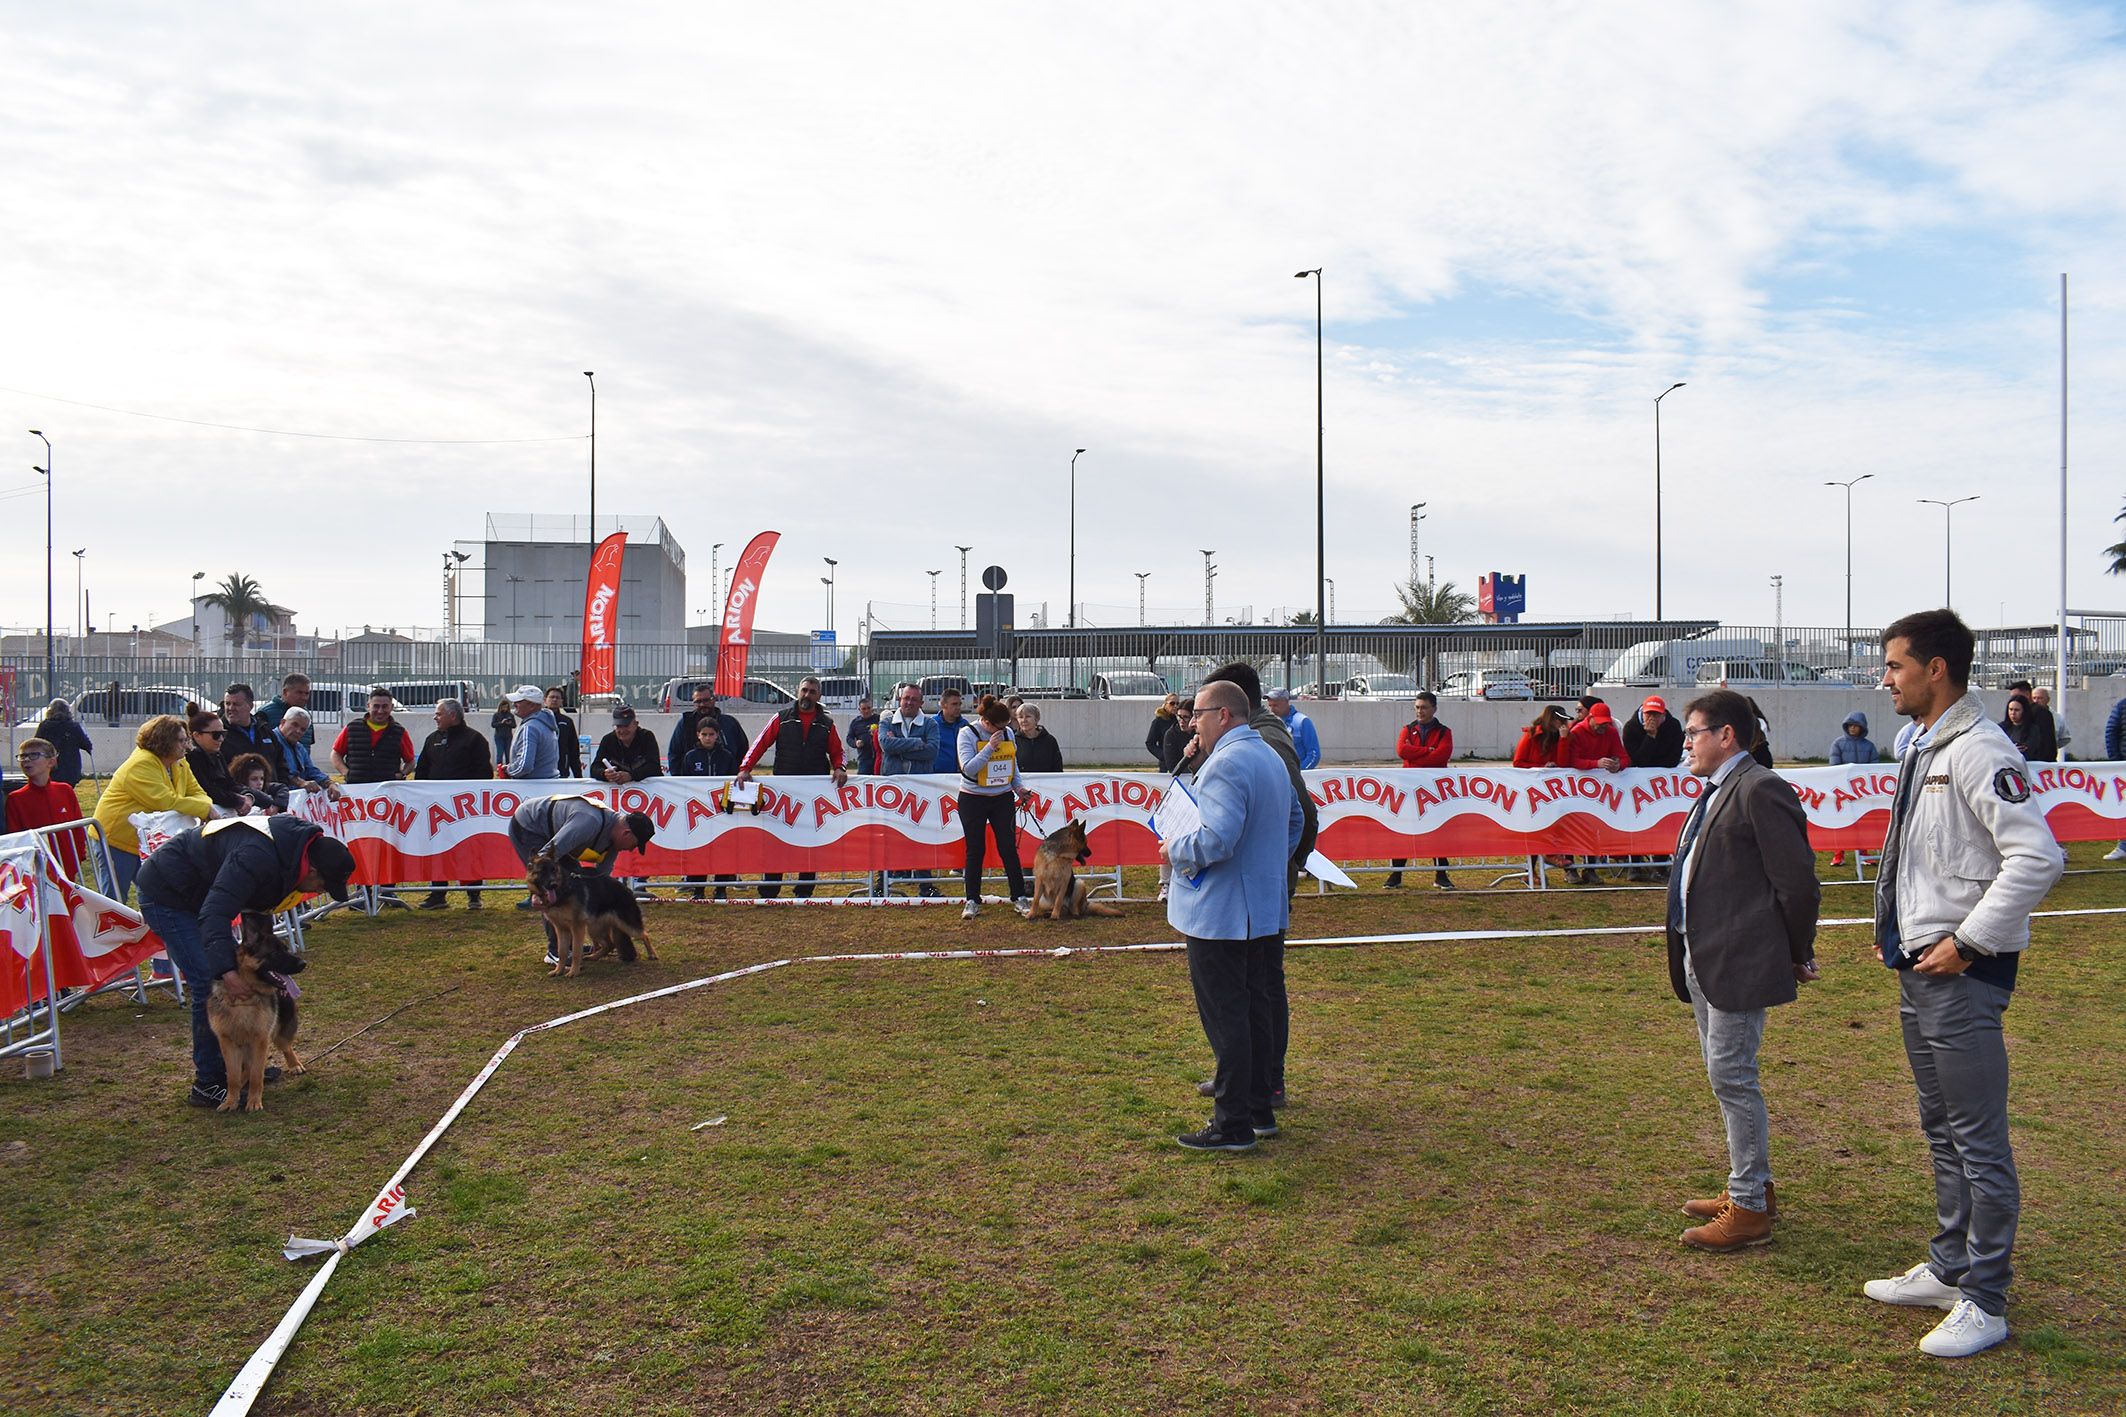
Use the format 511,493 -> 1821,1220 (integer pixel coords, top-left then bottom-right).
94,714 -> 212,902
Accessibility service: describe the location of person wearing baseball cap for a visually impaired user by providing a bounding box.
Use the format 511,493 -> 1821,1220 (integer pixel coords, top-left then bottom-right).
1624,696 -> 1687,881
1562,699 -> 1629,885
590,704 -> 664,899
135,815 -> 358,1109
496,685 -> 559,781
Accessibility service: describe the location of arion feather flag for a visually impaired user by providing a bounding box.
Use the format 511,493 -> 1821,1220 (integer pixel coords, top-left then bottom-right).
579,532 -> 629,696
712,531 -> 780,697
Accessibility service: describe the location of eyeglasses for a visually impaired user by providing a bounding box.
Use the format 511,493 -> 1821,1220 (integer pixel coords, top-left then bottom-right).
197,729 -> 225,739
1681,726 -> 1722,741
17,750 -> 52,761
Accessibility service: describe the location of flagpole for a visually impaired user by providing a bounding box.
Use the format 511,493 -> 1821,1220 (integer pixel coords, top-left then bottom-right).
2057,274 -> 2068,745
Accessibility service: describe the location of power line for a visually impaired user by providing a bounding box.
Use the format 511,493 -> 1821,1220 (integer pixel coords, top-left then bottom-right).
0,385 -> 588,444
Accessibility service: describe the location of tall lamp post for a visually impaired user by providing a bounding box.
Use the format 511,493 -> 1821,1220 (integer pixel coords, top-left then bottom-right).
190,568 -> 205,661
955,545 -> 972,630
821,557 -> 837,642
583,373 -> 596,542
1067,449 -> 1085,632
1134,572 -> 1150,627
1653,383 -> 1684,621
73,550 -> 87,645
30,430 -> 52,696
1296,269 -> 1326,695
1918,497 -> 1979,608
927,570 -> 941,630
1824,474 -> 1874,667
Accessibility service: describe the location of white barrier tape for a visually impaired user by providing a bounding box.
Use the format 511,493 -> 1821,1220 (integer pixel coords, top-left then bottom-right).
215,901 -> 2126,1413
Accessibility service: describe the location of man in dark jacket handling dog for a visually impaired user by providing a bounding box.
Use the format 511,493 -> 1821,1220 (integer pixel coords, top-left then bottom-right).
134,816 -> 357,1109
508,795 -> 656,965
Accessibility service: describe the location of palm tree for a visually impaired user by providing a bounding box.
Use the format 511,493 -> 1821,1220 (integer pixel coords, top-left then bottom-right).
2106,503 -> 2126,576
1385,576 -> 1476,625
199,573 -> 281,652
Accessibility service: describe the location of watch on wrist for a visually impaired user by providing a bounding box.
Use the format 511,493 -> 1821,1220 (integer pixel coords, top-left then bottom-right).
1951,937 -> 1980,963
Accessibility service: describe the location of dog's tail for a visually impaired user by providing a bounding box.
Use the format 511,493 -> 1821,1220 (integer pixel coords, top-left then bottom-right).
1082,899 -> 1125,917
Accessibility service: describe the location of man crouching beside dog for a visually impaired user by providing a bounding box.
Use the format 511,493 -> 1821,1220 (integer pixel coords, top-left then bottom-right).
507,796 -> 657,970
135,816 -> 357,1110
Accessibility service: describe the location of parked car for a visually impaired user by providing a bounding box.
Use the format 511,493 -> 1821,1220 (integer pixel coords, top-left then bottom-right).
815,675 -> 866,710
1087,671 -> 1170,700
1692,659 -> 1841,689
1339,673 -> 1420,700
62,685 -> 199,722
372,679 -> 479,711
303,682 -> 387,719
1439,670 -> 1537,700
724,678 -> 796,708
1536,666 -> 1596,700
918,675 -> 973,702
657,676 -> 716,713
1810,664 -> 1881,687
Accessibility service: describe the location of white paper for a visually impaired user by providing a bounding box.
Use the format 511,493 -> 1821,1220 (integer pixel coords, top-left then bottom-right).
1151,778 -> 1204,843
1303,851 -> 1357,889
724,780 -> 761,806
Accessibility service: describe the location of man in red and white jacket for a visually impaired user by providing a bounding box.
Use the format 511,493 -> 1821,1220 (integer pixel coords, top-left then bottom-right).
1386,692 -> 1454,891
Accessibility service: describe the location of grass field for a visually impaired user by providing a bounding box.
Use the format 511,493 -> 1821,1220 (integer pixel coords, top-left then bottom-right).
4,849 -> 2124,1416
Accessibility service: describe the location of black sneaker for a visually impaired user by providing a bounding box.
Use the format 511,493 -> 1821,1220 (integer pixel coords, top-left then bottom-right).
1253,1120 -> 1281,1138
1435,872 -> 1455,890
1177,1125 -> 1257,1152
417,893 -> 449,911
515,898 -> 541,912
467,893 -> 484,910
1382,873 -> 1402,890
187,1083 -> 229,1108
1196,1079 -> 1216,1097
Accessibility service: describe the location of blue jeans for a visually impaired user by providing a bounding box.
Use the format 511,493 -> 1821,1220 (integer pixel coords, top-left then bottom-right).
105,847 -> 140,904
137,898 -> 223,1089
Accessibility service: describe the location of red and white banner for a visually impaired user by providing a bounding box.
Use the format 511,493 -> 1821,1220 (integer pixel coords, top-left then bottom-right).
578,531 -> 630,697
712,531 -> 779,698
289,761 -> 2126,884
0,833 -> 165,1015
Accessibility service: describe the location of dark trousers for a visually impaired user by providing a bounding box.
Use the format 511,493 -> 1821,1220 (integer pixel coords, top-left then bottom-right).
1187,933 -> 1282,1135
137,897 -> 223,1088
1901,970 -> 2019,1315
957,792 -> 1026,901
758,872 -> 815,899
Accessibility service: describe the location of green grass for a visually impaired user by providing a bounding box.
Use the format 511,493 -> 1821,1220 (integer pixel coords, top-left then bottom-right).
2,850 -> 2123,1414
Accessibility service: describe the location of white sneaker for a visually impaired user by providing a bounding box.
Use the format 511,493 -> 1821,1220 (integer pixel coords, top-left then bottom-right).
1011,898 -> 1033,918
1919,1298 -> 2009,1358
1156,886 -> 1168,902
961,901 -> 980,920
1863,1261 -> 1961,1311
2105,845 -> 2126,862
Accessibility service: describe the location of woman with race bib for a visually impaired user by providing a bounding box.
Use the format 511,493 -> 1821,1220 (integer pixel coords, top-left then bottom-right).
956,695 -> 1036,921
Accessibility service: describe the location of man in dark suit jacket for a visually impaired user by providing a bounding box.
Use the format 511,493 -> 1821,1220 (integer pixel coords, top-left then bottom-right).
1666,688 -> 1821,1253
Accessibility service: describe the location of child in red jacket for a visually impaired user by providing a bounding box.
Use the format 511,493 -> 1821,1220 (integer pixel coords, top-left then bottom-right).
1387,694 -> 1454,890
1561,701 -> 1627,884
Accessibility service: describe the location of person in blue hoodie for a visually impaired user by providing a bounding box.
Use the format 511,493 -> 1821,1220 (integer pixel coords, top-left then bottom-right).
1827,710 -> 1878,866
673,716 -> 741,900
1828,711 -> 1878,765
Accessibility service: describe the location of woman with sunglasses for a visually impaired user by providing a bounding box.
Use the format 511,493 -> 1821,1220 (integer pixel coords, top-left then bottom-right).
183,704 -> 247,813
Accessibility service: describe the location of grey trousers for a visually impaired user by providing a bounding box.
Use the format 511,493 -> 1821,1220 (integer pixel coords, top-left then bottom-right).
1900,969 -> 2018,1316
1684,953 -> 1771,1211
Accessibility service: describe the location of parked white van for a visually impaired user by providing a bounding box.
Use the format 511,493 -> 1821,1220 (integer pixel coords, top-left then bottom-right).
1595,638 -> 1764,688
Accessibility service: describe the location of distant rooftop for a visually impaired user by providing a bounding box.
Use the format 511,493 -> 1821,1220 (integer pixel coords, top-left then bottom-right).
478,514 -> 684,571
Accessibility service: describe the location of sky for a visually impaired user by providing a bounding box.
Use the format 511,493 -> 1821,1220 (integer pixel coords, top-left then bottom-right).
3,1 -> 2124,645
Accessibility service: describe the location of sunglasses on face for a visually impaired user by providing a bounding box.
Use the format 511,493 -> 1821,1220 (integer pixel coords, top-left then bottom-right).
197,729 -> 225,739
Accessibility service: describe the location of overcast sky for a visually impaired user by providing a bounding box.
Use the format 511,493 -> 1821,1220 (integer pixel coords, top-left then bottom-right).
4,1 -> 2122,644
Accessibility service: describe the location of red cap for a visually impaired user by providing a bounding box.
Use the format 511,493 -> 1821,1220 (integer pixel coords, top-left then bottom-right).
1586,702 -> 1614,723
1642,696 -> 1668,715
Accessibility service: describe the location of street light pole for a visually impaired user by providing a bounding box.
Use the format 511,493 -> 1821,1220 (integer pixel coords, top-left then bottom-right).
583,373 -> 596,543
1918,496 -> 1980,607
955,545 -> 972,630
822,558 -> 837,641
1296,269 -> 1325,695
1824,474 -> 1874,667
1068,449 -> 1085,631
1653,383 -> 1684,621
927,570 -> 941,630
30,430 -> 52,696
1134,572 -> 1149,627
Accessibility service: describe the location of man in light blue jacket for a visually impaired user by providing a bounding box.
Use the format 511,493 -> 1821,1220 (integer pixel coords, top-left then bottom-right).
1161,680 -> 1305,1152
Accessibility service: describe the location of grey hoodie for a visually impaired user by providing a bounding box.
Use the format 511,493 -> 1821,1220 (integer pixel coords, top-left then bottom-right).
1828,710 -> 1877,765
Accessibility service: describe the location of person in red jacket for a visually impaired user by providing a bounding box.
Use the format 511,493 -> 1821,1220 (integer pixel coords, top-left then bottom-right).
1386,693 -> 1454,890
7,739 -> 86,879
1514,706 -> 1570,767
1561,700 -> 1628,884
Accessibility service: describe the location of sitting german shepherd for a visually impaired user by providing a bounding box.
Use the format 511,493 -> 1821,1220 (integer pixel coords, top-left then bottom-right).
527,853 -> 655,978
1030,820 -> 1124,920
207,912 -> 306,1113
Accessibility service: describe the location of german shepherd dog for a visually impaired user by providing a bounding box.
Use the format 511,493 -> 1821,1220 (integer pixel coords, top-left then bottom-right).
1030,820 -> 1124,920
527,854 -> 655,977
207,912 -> 306,1113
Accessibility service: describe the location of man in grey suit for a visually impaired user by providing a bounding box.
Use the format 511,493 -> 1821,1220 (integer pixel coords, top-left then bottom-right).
1666,688 -> 1821,1252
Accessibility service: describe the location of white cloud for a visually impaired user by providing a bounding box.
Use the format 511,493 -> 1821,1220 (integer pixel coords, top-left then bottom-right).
1,0 -> 2121,647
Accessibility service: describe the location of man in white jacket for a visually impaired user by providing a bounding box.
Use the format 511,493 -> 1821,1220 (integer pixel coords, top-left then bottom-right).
1862,609 -> 2064,1358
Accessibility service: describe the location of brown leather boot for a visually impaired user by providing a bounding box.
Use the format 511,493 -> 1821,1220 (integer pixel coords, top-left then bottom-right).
1683,1180 -> 1775,1221
1680,1198 -> 1772,1252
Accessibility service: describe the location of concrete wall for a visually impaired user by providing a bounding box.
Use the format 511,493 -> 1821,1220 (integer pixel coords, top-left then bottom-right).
33,686 -> 2102,775
481,538 -> 685,645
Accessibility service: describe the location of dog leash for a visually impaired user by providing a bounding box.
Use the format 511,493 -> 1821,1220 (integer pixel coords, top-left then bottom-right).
301,985 -> 463,1068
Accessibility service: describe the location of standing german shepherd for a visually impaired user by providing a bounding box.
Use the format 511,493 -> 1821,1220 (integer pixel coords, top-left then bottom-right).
527,854 -> 655,978
1030,820 -> 1124,920
207,913 -> 306,1113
